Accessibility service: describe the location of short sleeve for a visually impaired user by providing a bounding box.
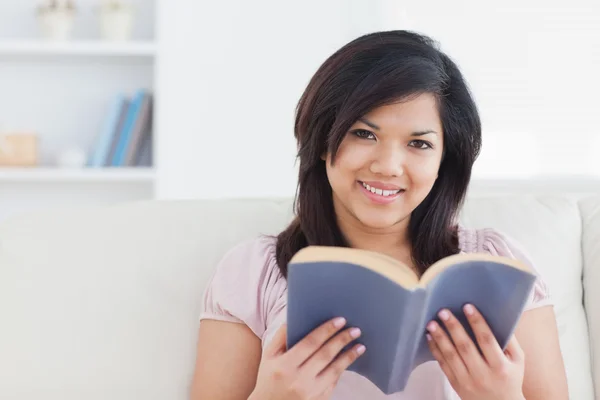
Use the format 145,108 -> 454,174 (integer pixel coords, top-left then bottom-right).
479,228 -> 553,311
200,236 -> 287,340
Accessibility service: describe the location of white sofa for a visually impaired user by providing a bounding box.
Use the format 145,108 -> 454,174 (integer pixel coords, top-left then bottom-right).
0,193 -> 598,399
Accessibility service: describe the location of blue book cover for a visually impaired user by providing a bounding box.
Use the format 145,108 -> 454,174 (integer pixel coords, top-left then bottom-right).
87,93 -> 128,167
110,89 -> 147,166
286,246 -> 536,395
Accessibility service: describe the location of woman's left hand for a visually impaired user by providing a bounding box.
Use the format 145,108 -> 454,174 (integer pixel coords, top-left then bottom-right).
426,304 -> 526,400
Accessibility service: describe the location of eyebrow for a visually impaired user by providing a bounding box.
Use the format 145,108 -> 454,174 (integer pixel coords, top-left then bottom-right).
358,117 -> 438,136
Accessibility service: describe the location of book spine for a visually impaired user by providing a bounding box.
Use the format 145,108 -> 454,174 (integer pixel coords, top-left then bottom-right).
388,288 -> 427,393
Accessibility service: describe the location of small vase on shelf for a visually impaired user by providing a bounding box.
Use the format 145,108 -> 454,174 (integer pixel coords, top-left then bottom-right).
56,147 -> 87,168
98,0 -> 135,41
36,0 -> 77,41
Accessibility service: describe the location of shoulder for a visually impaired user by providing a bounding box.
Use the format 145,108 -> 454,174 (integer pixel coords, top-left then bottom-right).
204,235 -> 282,299
200,235 -> 287,340
456,225 -> 553,311
212,235 -> 280,278
457,225 -> 527,257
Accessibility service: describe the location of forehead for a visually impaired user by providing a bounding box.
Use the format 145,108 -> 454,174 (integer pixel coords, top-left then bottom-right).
360,94 -> 441,129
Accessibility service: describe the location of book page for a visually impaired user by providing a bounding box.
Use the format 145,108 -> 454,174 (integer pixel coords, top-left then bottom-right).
419,253 -> 532,287
290,246 -> 420,287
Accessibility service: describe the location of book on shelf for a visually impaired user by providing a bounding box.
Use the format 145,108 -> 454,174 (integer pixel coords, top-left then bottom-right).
286,245 -> 536,395
88,88 -> 153,168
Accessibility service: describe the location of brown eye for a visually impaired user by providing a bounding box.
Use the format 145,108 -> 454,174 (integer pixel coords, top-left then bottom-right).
352,129 -> 376,140
409,140 -> 433,149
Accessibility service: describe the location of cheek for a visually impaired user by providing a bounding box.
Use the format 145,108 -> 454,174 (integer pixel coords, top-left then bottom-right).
331,142 -> 371,177
407,155 -> 441,185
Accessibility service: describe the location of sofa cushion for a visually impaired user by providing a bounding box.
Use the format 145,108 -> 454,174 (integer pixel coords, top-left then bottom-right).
580,196 -> 600,395
460,195 -> 595,399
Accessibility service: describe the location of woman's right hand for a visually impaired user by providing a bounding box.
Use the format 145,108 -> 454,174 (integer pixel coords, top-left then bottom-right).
248,317 -> 365,400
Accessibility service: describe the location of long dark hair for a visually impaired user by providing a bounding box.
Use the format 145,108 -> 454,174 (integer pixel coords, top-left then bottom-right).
275,30 -> 482,276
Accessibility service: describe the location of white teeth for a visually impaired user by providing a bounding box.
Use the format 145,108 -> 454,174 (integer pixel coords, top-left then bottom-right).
361,182 -> 402,196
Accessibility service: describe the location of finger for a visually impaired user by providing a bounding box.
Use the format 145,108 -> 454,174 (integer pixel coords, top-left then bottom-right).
317,342 -> 365,386
426,320 -> 470,383
285,317 -> 347,367
302,326 -> 362,376
426,332 -> 456,385
264,323 -> 288,357
320,385 -> 336,400
503,334 -> 524,363
463,304 -> 505,368
438,309 -> 486,377
317,372 -> 344,400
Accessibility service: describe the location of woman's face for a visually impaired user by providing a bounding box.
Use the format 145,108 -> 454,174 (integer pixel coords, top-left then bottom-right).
325,93 -> 445,231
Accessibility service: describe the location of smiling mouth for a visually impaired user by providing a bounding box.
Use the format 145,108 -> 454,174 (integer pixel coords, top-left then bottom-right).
359,181 -> 405,197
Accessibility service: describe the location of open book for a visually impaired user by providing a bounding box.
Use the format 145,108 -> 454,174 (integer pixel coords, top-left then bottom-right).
285,245 -> 536,395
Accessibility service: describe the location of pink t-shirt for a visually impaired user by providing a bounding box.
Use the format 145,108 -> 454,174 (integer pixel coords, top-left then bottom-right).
200,226 -> 552,399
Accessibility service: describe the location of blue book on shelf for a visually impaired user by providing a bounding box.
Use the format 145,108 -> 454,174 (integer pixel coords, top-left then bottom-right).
111,89 -> 147,166
286,246 -> 536,395
87,93 -> 128,167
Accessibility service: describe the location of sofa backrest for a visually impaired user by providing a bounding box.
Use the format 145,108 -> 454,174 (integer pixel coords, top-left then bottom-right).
580,197 -> 600,396
0,195 -> 597,399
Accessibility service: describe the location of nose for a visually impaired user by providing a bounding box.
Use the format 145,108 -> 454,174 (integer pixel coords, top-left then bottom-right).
369,144 -> 405,177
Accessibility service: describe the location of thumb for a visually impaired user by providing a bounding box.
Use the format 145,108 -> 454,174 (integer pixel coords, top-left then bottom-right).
504,335 -> 524,363
264,323 -> 288,357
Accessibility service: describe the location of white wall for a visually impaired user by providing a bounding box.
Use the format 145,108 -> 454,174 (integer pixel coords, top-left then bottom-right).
156,0 -> 600,200
155,0 -> 372,199
393,0 -> 600,179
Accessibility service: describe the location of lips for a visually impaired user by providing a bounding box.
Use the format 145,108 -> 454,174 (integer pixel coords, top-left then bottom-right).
360,181 -> 401,197
360,180 -> 404,191
358,181 -> 405,204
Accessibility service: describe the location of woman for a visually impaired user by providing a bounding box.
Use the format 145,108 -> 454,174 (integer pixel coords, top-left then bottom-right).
190,30 -> 568,399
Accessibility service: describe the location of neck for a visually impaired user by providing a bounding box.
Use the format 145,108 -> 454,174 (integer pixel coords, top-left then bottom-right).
335,208 -> 412,264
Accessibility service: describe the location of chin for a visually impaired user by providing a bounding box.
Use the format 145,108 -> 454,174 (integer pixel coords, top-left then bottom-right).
352,207 -> 409,230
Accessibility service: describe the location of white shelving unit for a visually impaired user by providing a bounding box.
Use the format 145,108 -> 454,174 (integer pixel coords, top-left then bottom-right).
0,0 -> 157,222
0,39 -> 156,57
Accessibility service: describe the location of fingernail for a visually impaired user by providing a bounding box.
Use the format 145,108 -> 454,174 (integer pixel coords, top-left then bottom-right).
333,317 -> 346,328
464,304 -> 474,316
350,327 -> 361,338
356,344 -> 366,355
438,310 -> 450,321
426,333 -> 432,342
427,321 -> 437,332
